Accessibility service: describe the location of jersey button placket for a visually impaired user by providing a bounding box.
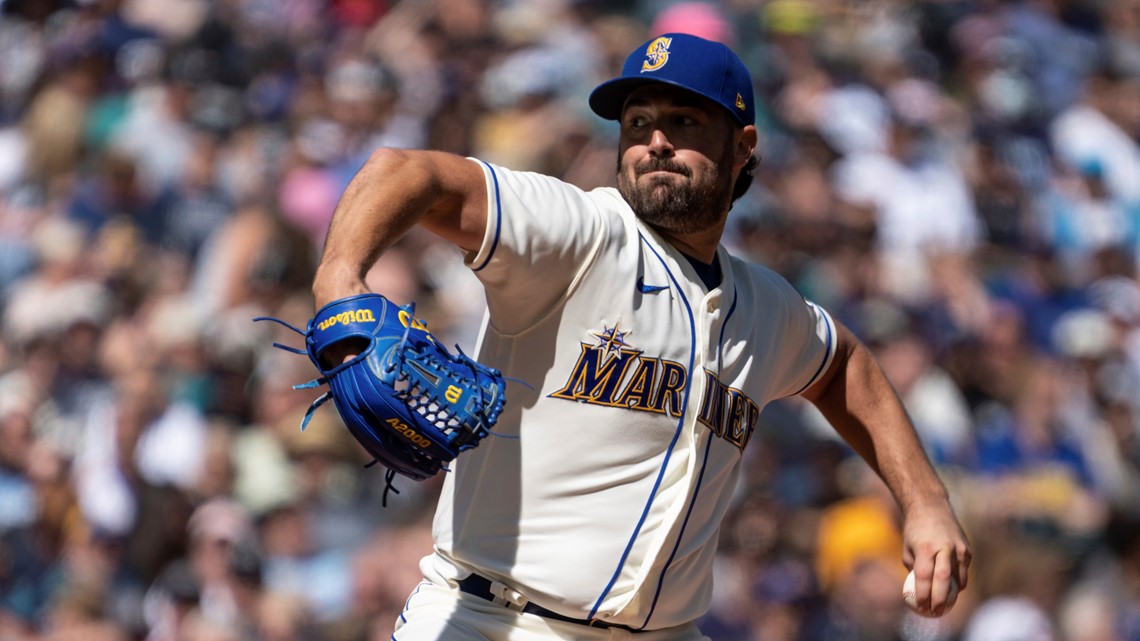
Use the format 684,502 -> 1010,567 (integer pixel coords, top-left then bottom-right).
700,295 -> 721,372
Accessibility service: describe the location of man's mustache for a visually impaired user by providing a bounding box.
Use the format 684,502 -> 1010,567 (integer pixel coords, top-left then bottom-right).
636,159 -> 691,177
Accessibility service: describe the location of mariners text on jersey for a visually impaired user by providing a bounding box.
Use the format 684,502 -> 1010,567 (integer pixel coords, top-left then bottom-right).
549,332 -> 761,451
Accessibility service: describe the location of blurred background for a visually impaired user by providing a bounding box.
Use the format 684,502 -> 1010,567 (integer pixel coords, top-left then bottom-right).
0,0 -> 1138,639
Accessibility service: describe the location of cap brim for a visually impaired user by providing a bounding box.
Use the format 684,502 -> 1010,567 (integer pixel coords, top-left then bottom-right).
588,77 -> 658,121
588,76 -> 747,125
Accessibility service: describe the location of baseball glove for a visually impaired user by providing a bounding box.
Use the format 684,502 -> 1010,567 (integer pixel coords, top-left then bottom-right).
255,293 -> 506,488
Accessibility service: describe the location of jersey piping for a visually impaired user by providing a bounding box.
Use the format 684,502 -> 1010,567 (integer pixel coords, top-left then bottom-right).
396,581 -> 428,627
471,159 -> 503,273
791,301 -> 836,396
639,428 -> 716,629
587,231 -> 698,621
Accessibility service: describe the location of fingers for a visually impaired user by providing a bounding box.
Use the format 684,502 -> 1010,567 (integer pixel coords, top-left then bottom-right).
910,547 -> 936,615
910,544 -> 969,617
957,541 -> 972,591
928,548 -> 957,616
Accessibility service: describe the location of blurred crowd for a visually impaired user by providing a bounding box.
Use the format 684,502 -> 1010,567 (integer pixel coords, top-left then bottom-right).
0,0 -> 1138,640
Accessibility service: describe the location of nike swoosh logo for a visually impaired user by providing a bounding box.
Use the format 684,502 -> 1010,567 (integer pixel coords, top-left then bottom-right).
636,276 -> 668,294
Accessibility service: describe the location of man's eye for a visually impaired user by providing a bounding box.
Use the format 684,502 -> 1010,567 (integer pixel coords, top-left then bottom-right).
628,116 -> 649,128
676,115 -> 697,126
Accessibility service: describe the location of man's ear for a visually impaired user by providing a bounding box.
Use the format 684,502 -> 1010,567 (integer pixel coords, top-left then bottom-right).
736,125 -> 759,170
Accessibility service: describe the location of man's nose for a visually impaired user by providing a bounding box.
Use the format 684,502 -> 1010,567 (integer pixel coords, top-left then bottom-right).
647,129 -> 674,156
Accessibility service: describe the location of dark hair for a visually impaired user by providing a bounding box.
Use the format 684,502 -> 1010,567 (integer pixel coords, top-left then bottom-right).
731,154 -> 759,203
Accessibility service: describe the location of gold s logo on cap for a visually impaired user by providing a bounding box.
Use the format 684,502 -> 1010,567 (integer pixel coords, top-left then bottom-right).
641,36 -> 672,72
736,93 -> 746,111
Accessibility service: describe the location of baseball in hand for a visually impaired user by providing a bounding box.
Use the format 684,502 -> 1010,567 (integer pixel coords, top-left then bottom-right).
902,569 -> 958,616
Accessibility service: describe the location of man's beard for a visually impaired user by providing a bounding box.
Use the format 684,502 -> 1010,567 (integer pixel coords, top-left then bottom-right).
617,151 -> 734,235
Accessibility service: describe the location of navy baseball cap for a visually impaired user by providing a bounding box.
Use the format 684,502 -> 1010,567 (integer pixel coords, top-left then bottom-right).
589,33 -> 755,127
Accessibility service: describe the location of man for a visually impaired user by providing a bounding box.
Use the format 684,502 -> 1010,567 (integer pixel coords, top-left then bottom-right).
312,33 -> 970,640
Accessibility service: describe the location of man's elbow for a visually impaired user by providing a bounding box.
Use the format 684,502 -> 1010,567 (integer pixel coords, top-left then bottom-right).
364,147 -> 425,181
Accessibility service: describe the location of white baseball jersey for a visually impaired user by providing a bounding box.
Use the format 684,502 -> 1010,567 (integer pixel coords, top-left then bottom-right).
422,159 -> 837,631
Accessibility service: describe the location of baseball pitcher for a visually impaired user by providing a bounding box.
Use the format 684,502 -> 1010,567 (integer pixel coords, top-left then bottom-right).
306,33 -> 971,640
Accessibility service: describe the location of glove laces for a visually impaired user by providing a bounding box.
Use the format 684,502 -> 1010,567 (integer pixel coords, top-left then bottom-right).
253,311 -> 415,506
252,315 -> 336,432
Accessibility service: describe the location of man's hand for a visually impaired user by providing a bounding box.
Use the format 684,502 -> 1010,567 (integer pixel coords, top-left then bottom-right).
901,500 -> 972,617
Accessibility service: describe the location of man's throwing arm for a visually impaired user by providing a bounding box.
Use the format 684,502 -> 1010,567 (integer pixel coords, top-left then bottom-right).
800,320 -> 972,618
